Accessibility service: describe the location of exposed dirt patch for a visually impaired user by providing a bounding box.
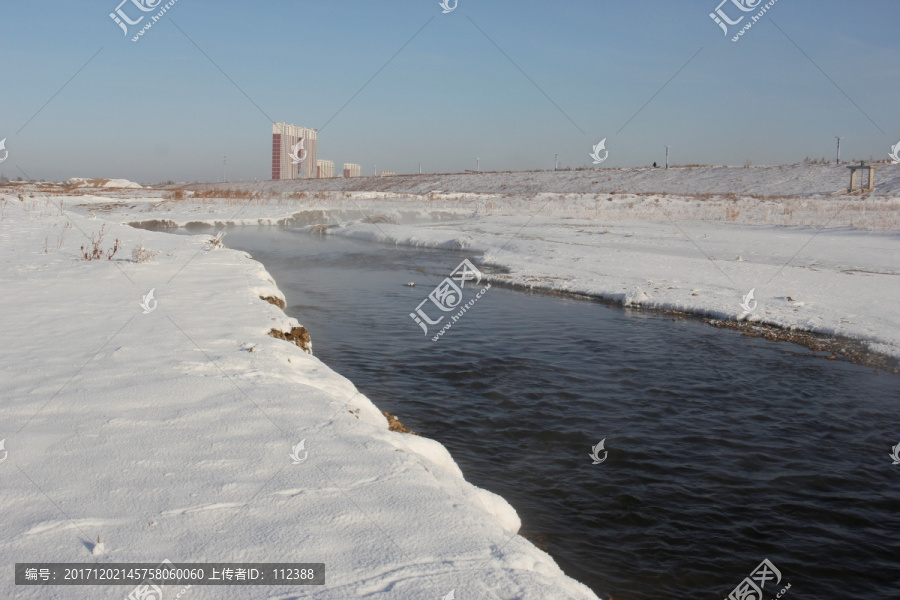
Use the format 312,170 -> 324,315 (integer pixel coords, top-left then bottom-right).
185,221 -> 215,230
268,326 -> 311,354
383,411 -> 418,435
260,295 -> 286,309
364,214 -> 398,225
483,278 -> 899,373
704,318 -> 899,373
87,203 -> 138,212
127,219 -> 178,231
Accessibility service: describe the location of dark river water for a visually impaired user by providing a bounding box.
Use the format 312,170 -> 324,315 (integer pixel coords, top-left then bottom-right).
171,227 -> 899,599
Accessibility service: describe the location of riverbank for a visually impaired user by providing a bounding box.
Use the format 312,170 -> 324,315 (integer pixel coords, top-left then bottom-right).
0,194 -> 600,599
66,167 -> 899,362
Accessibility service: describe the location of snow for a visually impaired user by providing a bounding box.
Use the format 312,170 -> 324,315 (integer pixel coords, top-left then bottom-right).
188,162 -> 900,198
66,177 -> 143,189
88,164 -> 900,360
0,193 -> 599,599
2,163 -> 898,598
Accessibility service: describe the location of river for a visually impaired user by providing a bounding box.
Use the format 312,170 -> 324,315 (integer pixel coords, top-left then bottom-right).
169,226 -> 900,599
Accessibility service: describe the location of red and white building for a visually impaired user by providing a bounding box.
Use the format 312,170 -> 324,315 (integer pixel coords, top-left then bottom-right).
316,159 -> 335,179
343,163 -> 361,178
272,122 -> 317,180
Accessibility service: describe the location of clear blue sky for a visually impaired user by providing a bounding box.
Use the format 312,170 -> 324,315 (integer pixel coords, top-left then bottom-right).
2,0 -> 898,183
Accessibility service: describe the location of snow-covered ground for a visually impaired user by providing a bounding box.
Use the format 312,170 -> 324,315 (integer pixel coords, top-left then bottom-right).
102,164 -> 900,359
2,164 -> 898,598
185,162 -> 900,199
0,194 -> 600,599
65,177 -> 143,189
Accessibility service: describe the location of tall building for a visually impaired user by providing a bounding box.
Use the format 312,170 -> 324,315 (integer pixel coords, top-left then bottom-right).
316,159 -> 334,179
272,122 -> 317,180
343,163 -> 361,178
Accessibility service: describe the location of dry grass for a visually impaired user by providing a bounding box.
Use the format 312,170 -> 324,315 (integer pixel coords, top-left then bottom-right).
131,244 -> 158,263
259,295 -> 286,309
383,411 -> 418,435
364,214 -> 398,224
268,326 -> 312,353
80,225 -> 120,261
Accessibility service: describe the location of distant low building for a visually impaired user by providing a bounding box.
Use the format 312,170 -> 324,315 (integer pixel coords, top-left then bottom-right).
272,122 -> 317,180
379,171 -> 395,177
343,163 -> 361,178
316,159 -> 335,179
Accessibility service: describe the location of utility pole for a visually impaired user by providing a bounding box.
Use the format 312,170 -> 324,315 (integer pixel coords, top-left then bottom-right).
223,155 -> 227,183
835,136 -> 844,165
554,153 -> 558,171
664,146 -> 670,169
476,158 -> 480,172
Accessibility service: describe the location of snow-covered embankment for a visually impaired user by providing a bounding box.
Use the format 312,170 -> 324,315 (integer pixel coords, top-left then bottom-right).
0,194 -> 600,599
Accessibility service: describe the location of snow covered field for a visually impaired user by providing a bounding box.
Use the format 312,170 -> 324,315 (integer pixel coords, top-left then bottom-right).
0,193 -> 600,598
116,164 -> 900,359
185,162 -> 900,199
2,164 -> 898,598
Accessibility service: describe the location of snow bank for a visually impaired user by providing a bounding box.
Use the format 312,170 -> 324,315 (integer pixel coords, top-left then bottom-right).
66,177 -> 142,189
0,194 -> 598,599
